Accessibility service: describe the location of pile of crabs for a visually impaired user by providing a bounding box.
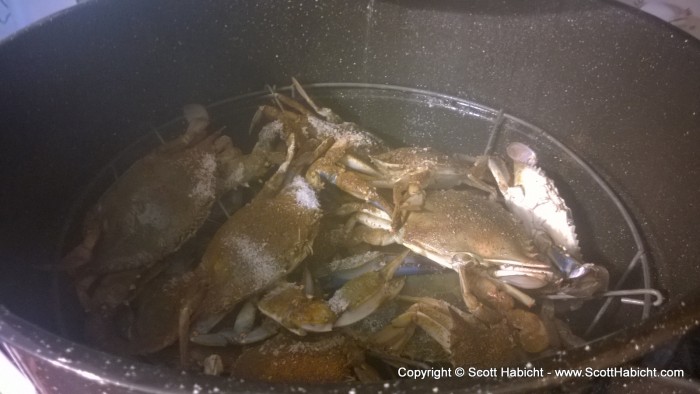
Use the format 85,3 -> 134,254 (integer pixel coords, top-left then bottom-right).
62,79 -> 610,383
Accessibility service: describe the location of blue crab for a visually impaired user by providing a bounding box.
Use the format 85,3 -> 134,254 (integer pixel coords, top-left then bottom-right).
343,189 -> 556,312
180,82 -> 395,360
347,273 -> 554,369
184,137 -> 323,348
66,104 -> 288,311
230,332 -> 381,383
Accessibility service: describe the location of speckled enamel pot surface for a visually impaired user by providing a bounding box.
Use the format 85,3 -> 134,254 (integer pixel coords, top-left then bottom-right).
1,0 -> 699,392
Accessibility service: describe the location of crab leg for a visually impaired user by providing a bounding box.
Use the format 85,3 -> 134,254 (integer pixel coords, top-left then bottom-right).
374,294 -> 549,368
340,153 -> 383,178
457,266 -> 504,324
457,266 -> 548,352
291,77 -> 342,123
370,308 -> 419,353
503,309 -> 550,353
191,303 -> 280,347
271,89 -> 316,117
255,251 -> 409,336
372,297 -> 476,356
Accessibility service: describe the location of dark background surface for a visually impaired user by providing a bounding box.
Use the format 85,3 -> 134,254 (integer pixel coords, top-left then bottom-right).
0,0 -> 699,391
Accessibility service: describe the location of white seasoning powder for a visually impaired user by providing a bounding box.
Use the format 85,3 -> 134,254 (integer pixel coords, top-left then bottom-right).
255,120 -> 284,152
135,201 -> 168,229
327,291 -> 350,314
227,235 -> 280,288
188,153 -> 217,201
307,116 -> 377,149
287,176 -> 320,210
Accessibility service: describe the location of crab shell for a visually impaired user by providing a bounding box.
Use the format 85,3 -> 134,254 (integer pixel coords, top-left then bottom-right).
398,189 -> 548,275
65,105 -> 244,278
190,176 -> 322,335
83,135 -> 225,274
230,332 -> 374,383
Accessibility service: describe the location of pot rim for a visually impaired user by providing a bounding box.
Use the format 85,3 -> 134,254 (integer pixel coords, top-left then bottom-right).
2,293 -> 700,393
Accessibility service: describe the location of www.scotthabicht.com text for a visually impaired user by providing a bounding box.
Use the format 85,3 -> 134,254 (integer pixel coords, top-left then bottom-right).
396,366 -> 685,380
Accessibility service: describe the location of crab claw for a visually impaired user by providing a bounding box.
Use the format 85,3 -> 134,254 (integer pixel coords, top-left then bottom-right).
329,250 -> 408,327
561,263 -> 609,298
258,282 -> 337,335
306,140 -> 393,213
545,245 -> 609,298
506,142 -> 538,166
182,104 -> 210,141
546,244 -> 582,278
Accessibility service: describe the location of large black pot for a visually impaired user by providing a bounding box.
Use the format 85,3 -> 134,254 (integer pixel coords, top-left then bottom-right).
1,0 -> 699,392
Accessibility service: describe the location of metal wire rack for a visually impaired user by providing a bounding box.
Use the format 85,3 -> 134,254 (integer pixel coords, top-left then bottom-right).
55,82 -> 663,342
